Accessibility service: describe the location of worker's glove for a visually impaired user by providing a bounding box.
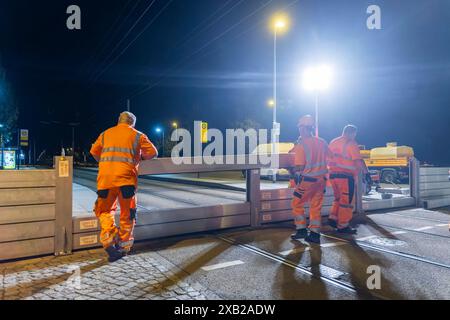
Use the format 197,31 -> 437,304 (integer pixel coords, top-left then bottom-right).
365,173 -> 372,184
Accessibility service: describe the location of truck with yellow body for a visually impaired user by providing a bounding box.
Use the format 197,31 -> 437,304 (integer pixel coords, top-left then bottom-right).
360,142 -> 414,183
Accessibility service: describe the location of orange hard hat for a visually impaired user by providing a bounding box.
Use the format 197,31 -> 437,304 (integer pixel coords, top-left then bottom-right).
298,115 -> 314,127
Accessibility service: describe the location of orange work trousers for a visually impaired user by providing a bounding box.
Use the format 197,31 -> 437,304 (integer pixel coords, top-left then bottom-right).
94,185 -> 137,252
329,173 -> 355,229
291,176 -> 327,233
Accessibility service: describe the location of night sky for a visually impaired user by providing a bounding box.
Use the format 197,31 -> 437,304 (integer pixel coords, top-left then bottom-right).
1,0 -> 449,164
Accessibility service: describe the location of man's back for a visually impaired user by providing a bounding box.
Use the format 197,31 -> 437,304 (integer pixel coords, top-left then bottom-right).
90,123 -> 157,189
294,136 -> 329,178
329,136 -> 361,174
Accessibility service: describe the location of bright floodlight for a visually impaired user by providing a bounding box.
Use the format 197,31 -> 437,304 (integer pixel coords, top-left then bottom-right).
275,19 -> 286,29
172,122 -> 178,128
267,99 -> 275,107
302,65 -> 333,91
270,13 -> 289,34
155,127 -> 162,133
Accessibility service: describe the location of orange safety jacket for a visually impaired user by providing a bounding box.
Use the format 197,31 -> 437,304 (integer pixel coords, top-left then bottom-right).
294,136 -> 329,178
328,136 -> 361,175
90,123 -> 158,189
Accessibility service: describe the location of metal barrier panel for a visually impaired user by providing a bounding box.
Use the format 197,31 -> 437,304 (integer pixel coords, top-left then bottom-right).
0,157 -> 73,261
72,203 -> 251,250
259,187 -> 335,224
71,158 -> 261,250
419,166 -> 450,209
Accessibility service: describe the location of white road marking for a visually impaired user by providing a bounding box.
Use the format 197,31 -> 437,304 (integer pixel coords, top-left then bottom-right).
390,231 -> 408,235
201,260 -> 244,271
413,226 -> 434,231
435,224 -> 449,227
356,235 -> 378,241
279,247 -> 311,256
321,242 -> 347,248
278,241 -> 346,256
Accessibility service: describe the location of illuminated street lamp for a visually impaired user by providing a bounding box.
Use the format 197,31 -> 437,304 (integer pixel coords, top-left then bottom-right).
302,65 -> 333,137
269,13 -> 289,182
267,99 -> 275,108
172,121 -> 179,141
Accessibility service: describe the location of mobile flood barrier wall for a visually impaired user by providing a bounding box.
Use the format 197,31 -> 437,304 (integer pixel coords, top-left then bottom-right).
0,157 -> 73,261
72,156 -> 262,251
2,155 -> 443,261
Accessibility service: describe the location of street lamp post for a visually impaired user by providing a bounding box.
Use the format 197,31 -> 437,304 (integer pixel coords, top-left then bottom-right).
155,127 -> 165,157
302,65 -> 333,137
270,15 -> 288,182
172,122 -> 178,141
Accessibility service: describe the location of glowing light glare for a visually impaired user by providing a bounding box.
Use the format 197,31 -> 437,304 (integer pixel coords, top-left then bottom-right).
275,20 -> 286,29
155,127 -> 162,133
267,99 -> 275,107
270,14 -> 289,33
172,122 -> 178,128
302,65 -> 333,91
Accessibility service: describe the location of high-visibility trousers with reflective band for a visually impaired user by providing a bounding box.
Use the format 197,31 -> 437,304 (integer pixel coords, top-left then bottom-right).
94,186 -> 137,251
291,176 -> 326,233
329,173 -> 355,229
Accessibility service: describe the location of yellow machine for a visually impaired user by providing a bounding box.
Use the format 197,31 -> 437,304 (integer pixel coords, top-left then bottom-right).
360,143 -> 414,183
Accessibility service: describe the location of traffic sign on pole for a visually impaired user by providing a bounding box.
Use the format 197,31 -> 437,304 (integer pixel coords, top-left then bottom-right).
20,129 -> 29,147
201,122 -> 208,143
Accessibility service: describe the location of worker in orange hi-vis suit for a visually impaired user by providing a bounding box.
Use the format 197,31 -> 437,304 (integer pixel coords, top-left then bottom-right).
90,112 -> 158,262
327,125 -> 370,234
290,115 -> 330,244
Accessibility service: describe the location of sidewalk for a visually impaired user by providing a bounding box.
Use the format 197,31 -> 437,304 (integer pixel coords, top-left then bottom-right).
0,245 -> 221,300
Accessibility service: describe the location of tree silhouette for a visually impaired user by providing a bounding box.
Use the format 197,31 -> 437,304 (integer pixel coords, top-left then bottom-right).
0,58 -> 18,145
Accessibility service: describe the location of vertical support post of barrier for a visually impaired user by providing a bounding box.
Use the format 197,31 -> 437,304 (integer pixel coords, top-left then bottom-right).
410,157 -> 421,207
355,172 -> 364,215
247,168 -> 261,227
54,156 -> 73,255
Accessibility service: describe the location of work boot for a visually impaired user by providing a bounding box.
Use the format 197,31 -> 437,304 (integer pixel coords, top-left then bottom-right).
327,219 -> 338,228
290,228 -> 308,240
105,246 -> 124,263
337,226 -> 358,235
305,231 -> 321,244
118,247 -> 132,256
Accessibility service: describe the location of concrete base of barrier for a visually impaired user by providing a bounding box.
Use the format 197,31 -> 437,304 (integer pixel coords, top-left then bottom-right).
422,196 -> 450,209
